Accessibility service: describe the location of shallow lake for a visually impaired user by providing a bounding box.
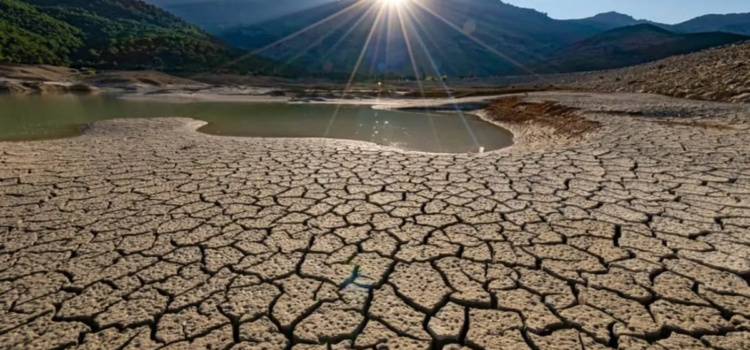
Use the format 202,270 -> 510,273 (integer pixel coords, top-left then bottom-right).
0,94 -> 513,153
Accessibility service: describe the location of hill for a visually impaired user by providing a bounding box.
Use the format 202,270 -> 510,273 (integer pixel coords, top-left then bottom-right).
143,0 -> 750,40
6,0 -> 748,78
0,0 -> 292,74
0,0 -> 83,66
566,12 -> 653,31
214,0 -> 601,77
673,13 -> 750,35
537,24 -> 749,73
142,0 -> 335,33
549,41 -> 750,103
166,0 -> 750,77
571,11 -> 750,36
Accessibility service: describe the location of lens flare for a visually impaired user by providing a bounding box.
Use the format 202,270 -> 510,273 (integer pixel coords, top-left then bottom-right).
382,0 -> 407,7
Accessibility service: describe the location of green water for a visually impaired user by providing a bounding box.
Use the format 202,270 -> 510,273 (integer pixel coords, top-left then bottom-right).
0,94 -> 513,153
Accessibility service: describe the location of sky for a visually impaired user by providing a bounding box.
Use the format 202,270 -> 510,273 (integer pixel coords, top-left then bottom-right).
503,0 -> 750,24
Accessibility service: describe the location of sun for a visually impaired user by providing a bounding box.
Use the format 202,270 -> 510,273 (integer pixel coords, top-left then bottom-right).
381,0 -> 407,7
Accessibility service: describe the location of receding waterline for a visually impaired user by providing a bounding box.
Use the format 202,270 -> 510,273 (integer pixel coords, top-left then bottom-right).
0,94 -> 513,153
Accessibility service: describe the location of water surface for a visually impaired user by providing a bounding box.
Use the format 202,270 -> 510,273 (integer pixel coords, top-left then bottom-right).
0,95 -> 513,153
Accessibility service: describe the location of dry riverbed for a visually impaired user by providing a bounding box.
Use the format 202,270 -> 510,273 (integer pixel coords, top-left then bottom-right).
1,92 -> 750,350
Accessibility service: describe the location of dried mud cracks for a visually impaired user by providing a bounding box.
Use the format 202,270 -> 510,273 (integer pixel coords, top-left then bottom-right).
1,93 -> 749,350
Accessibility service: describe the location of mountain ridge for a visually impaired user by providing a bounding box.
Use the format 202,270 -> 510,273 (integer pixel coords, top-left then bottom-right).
214,0 -> 602,77
210,0 -> 750,77
3,0 -> 750,78
143,0 -> 750,36
566,11 -> 656,31
571,10 -> 750,35
143,0 -> 336,33
673,13 -> 750,34
549,41 -> 750,103
535,24 -> 750,73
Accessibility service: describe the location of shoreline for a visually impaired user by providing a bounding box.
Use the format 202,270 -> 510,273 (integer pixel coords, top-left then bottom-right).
4,89 -> 741,156
117,88 -> 518,107
118,89 -> 533,155
0,91 -> 524,155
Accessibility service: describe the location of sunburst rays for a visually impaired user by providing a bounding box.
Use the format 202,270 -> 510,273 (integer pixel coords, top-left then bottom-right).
223,0 -> 544,77
221,0 -> 544,152
324,2 -> 387,137
216,0 -> 367,70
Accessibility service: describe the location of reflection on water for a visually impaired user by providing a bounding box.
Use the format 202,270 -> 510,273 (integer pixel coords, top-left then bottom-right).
0,94 -> 513,153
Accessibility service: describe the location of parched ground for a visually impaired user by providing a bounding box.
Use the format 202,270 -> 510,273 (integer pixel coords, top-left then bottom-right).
1,92 -> 750,350
546,42 -> 750,104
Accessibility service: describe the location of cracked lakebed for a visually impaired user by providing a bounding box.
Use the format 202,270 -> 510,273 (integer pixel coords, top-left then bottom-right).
1,92 -> 750,350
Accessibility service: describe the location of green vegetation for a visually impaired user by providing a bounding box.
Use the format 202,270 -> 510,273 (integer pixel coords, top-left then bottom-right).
0,0 -> 82,65
0,0 -> 297,75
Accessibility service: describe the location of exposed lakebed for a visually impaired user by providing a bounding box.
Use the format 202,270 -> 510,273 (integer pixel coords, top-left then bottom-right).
0,94 -> 513,153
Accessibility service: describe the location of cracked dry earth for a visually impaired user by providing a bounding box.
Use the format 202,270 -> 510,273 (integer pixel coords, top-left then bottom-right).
1,92 -> 750,350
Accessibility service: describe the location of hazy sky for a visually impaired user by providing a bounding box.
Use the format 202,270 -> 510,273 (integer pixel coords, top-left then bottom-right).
503,0 -> 750,24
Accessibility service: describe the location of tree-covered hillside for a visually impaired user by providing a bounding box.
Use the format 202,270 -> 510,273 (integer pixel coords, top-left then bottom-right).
0,0 -> 293,74
0,0 -> 82,65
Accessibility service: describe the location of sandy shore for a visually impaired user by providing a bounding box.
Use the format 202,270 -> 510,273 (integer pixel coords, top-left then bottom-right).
1,92 -> 750,350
